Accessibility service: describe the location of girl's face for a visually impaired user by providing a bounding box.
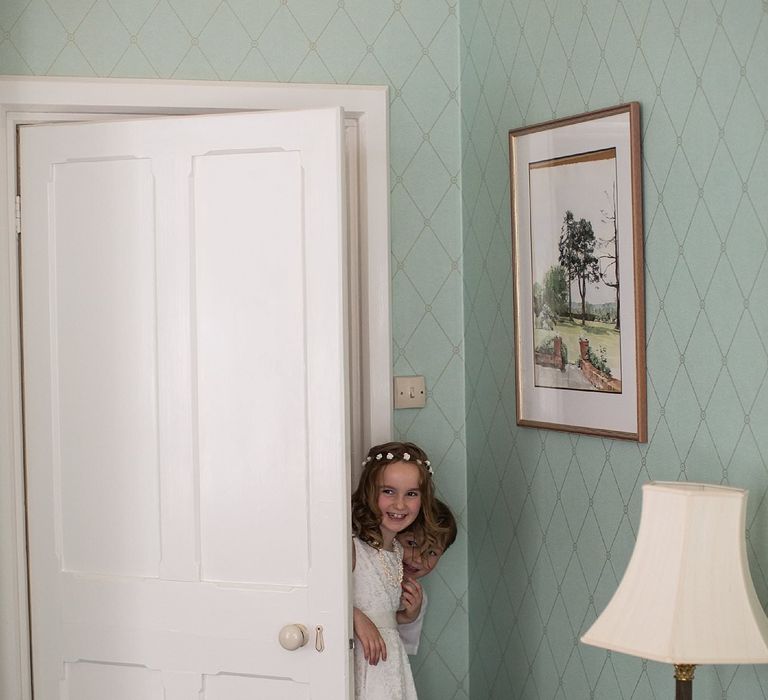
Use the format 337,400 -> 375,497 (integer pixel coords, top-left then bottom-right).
396,530 -> 444,580
376,460 -> 421,544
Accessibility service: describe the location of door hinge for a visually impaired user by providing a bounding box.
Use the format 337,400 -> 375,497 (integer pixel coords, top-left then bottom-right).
15,195 -> 21,236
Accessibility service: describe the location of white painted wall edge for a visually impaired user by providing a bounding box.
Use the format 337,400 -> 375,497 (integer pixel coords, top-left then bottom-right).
0,75 -> 393,700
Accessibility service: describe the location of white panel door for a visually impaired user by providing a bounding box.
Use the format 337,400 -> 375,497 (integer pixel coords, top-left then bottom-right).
20,109 -> 351,699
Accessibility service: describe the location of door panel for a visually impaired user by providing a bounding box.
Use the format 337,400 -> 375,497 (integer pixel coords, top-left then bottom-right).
64,662 -> 163,700
194,151 -> 308,586
21,109 -> 351,698
205,673 -> 309,699
52,158 -> 160,580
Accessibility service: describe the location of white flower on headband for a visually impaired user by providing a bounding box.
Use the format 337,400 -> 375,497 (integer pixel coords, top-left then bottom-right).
375,453 -> 383,460
386,452 -> 394,460
361,456 -> 372,467
403,452 -> 411,460
427,464 -> 434,475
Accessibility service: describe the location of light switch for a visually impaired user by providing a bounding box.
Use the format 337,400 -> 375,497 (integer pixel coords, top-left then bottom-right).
393,375 -> 426,409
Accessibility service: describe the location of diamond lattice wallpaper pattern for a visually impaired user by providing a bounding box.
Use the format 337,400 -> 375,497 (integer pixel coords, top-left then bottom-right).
0,1 -> 467,698
462,0 -> 768,697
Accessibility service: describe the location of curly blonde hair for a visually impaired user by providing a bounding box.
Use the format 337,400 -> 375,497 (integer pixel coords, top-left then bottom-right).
351,441 -> 444,551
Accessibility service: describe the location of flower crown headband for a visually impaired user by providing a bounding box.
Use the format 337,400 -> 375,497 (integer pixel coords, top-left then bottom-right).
361,451 -> 433,475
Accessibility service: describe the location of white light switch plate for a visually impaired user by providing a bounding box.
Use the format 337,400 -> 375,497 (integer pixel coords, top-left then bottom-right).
393,375 -> 426,409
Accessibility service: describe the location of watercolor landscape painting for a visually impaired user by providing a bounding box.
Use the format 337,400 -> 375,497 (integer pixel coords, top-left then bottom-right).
510,103 -> 645,440
529,147 -> 622,394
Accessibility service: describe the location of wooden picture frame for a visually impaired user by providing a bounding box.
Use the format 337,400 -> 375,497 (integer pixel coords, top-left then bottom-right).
509,103 -> 646,441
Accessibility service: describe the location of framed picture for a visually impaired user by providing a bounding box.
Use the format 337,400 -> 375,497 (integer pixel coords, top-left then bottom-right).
509,103 -> 646,441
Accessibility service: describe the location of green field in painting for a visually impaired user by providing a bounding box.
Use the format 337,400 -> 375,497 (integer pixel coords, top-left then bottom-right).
534,318 -> 621,378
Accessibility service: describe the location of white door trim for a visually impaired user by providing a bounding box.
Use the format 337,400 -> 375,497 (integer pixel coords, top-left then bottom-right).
0,75 -> 393,700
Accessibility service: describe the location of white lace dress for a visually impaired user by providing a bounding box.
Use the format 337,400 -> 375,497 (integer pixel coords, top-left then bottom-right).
353,537 -> 418,700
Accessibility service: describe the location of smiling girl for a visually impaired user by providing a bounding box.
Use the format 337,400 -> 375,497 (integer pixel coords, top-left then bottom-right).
350,442 -> 439,700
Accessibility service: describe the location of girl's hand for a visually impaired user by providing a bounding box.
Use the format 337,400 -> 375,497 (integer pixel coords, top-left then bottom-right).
353,607 -> 387,665
396,577 -> 423,624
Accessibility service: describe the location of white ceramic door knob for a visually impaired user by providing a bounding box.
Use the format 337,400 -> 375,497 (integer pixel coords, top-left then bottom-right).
278,624 -> 309,651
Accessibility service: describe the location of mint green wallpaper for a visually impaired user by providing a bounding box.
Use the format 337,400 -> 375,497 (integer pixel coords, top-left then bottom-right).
0,1 -> 467,698
462,0 -> 768,698
8,0 -> 766,697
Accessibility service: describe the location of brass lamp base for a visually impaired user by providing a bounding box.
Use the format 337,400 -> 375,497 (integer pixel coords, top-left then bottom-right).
674,664 -> 696,700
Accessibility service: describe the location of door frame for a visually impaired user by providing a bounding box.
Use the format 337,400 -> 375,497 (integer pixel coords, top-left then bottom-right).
0,75 -> 392,700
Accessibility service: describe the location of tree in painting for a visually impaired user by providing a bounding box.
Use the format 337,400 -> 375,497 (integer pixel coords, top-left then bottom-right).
543,264 -> 568,317
558,211 -> 600,326
558,211 -> 576,320
598,185 -> 620,330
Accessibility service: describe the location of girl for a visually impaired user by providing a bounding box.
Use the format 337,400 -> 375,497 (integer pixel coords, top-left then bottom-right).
351,441 -> 439,700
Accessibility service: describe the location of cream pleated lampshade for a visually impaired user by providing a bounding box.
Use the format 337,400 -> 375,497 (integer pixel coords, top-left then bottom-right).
581,481 -> 768,664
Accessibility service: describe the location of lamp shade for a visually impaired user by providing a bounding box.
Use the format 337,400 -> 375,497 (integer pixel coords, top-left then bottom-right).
581,482 -> 768,665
